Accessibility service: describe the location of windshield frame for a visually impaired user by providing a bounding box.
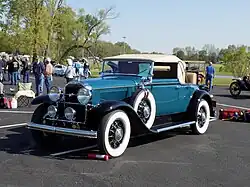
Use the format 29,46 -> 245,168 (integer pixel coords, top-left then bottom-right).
101,59 -> 154,78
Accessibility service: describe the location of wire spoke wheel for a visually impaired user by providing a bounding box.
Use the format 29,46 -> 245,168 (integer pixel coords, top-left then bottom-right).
137,99 -> 151,124
108,120 -> 125,149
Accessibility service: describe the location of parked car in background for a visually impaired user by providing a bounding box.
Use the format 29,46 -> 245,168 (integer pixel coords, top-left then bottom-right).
27,54 -> 217,158
53,64 -> 66,76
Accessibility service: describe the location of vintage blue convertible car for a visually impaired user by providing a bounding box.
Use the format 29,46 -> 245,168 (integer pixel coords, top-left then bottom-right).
27,54 -> 217,158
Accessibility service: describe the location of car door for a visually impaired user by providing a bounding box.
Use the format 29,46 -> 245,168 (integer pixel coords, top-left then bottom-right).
176,84 -> 194,112
149,79 -> 180,116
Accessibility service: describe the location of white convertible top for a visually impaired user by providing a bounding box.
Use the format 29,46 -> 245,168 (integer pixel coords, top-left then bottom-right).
103,54 -> 187,84
104,54 -> 182,63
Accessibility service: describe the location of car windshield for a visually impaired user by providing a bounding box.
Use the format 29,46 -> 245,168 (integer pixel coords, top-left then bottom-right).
101,60 -> 152,77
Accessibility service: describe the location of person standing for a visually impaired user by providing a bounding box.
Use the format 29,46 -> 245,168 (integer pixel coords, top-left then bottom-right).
0,56 -> 5,82
33,57 -> 45,96
44,57 -> 53,94
22,57 -> 30,83
65,59 -> 75,83
205,62 -> 215,92
9,56 -> 19,85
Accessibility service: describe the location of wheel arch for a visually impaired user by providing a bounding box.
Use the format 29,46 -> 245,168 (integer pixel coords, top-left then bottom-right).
87,100 -> 150,135
187,90 -> 214,120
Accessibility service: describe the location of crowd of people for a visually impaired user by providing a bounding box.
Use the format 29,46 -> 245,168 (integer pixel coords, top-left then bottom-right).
0,54 -> 91,96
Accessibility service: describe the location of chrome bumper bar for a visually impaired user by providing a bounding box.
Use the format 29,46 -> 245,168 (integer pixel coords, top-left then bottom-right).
27,122 -> 97,139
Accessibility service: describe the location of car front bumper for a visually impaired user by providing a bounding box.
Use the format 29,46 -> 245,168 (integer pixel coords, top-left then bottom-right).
27,122 -> 97,138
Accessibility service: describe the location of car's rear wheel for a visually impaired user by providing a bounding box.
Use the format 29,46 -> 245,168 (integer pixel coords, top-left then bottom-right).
98,110 -> 131,158
30,104 -> 62,149
191,99 -> 210,135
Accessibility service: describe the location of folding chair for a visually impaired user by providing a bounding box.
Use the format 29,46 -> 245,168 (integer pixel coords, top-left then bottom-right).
11,82 -> 35,107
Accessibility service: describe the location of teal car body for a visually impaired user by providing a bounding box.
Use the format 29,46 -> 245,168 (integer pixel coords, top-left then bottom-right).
82,76 -> 198,116
28,54 -> 217,158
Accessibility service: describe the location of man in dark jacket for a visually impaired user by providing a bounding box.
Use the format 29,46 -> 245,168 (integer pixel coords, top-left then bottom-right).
33,58 -> 45,96
22,57 -> 30,83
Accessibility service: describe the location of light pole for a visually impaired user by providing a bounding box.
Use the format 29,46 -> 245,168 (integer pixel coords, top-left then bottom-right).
122,36 -> 126,54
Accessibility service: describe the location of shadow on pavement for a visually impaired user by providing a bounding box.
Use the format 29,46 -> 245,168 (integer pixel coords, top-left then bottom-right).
0,126 -> 190,160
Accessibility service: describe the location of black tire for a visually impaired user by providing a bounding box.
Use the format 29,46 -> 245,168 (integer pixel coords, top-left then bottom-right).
97,110 -> 131,158
190,99 -> 210,135
229,82 -> 241,97
30,104 -> 61,149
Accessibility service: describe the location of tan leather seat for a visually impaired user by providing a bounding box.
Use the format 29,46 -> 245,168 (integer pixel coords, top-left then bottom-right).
186,72 -> 197,84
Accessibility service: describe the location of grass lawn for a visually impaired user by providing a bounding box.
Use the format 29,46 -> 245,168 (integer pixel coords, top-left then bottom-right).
213,64 -> 232,76
213,77 -> 232,86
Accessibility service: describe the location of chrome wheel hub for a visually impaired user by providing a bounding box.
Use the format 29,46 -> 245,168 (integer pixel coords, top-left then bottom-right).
108,120 -> 124,149
197,107 -> 207,127
137,99 -> 151,123
114,128 -> 123,142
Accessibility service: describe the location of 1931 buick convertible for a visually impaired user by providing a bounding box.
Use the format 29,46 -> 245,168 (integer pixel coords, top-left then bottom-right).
27,54 -> 217,158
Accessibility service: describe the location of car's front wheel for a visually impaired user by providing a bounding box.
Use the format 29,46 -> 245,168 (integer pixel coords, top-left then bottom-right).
191,99 -> 210,135
98,110 -> 131,158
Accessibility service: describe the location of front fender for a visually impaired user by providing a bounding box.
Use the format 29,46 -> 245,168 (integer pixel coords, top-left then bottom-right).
86,100 -> 150,135
31,94 -> 60,105
187,90 -> 215,119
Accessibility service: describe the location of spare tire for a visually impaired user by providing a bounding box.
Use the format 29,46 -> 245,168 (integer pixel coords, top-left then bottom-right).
130,89 -> 156,129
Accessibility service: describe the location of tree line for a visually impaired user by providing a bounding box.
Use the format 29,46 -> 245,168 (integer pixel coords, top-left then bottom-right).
173,44 -> 250,77
0,0 -> 142,62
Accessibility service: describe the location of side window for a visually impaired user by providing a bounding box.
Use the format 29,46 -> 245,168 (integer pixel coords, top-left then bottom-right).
153,62 -> 177,79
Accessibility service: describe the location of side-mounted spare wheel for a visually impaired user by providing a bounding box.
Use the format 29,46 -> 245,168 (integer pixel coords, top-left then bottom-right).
191,99 -> 210,135
30,104 -> 62,149
98,110 -> 131,158
131,89 -> 156,129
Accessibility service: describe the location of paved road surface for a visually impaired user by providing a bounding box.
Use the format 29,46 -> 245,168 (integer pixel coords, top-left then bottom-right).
0,77 -> 250,186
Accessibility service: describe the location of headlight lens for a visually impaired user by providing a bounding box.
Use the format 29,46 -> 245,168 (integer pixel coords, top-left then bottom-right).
64,107 -> 76,121
48,93 -> 60,102
47,105 -> 57,118
77,87 -> 92,105
50,86 -> 61,94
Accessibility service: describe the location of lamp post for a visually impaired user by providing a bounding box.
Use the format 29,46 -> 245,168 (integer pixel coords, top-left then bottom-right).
122,36 -> 126,54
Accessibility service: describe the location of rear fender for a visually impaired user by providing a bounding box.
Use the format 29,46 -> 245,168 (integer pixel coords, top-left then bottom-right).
187,90 -> 215,119
86,100 -> 149,135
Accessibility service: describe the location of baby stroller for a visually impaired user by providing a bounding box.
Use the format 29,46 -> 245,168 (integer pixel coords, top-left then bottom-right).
10,82 -> 35,107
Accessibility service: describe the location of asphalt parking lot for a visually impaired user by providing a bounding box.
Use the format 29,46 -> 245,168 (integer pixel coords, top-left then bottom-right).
0,77 -> 250,186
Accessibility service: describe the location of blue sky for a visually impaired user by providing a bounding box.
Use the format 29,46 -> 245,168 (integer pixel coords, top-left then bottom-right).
67,0 -> 250,53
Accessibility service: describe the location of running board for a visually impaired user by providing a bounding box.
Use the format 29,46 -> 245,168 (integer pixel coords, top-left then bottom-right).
151,117 -> 217,133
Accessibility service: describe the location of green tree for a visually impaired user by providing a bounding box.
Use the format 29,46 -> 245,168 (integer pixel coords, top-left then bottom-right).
222,46 -> 250,77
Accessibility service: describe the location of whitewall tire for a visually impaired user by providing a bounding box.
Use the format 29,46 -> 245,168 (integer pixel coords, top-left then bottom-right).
98,110 -> 131,158
132,89 -> 156,129
191,99 -> 210,135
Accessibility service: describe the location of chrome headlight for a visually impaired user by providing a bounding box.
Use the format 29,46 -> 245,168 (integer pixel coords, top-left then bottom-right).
47,105 -> 57,118
64,107 -> 76,121
77,86 -> 92,105
50,86 -> 62,94
48,93 -> 60,102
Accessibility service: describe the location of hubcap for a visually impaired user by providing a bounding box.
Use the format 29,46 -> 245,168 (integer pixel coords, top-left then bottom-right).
108,120 -> 124,149
197,107 -> 207,128
137,99 -> 151,123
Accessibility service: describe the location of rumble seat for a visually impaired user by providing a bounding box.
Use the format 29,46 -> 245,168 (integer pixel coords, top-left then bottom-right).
185,72 -> 197,84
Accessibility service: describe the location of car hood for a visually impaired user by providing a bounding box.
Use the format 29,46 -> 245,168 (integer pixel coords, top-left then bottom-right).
80,76 -> 141,90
